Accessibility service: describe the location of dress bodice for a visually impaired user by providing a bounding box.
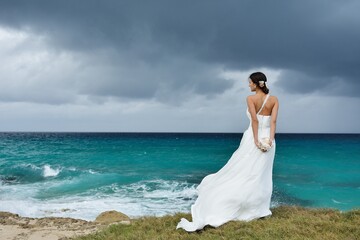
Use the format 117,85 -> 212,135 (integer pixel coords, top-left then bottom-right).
246,109 -> 271,129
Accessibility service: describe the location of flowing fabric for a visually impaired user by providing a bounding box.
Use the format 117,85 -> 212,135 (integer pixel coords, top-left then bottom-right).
176,94 -> 275,232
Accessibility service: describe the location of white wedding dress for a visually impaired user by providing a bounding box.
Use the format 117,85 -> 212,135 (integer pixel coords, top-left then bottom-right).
177,94 -> 275,232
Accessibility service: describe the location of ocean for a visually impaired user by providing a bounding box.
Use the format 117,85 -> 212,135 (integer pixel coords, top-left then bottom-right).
0,132 -> 359,221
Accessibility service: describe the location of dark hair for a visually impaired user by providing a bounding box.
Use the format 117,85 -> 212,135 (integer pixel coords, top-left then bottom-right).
249,72 -> 269,94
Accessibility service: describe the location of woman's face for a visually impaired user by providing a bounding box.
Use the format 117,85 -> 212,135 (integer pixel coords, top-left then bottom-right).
248,78 -> 257,92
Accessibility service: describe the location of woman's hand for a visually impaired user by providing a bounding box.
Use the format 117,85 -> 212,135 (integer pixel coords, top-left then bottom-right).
256,138 -> 272,152
254,140 -> 265,151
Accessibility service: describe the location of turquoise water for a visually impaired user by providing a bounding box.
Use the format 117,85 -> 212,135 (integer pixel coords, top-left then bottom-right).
0,132 -> 359,220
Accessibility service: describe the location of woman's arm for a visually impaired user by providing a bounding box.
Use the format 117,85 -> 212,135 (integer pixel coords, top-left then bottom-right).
270,97 -> 279,145
246,96 -> 260,147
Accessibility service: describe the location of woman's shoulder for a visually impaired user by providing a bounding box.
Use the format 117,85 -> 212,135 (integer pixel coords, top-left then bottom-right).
246,94 -> 278,103
246,95 -> 257,104
247,94 -> 276,100
269,95 -> 279,103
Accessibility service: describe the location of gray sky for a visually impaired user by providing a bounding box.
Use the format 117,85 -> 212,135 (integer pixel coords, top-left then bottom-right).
0,0 -> 359,133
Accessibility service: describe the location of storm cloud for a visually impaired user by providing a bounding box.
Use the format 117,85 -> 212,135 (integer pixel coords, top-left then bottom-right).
0,1 -> 359,132
1,0 -> 359,102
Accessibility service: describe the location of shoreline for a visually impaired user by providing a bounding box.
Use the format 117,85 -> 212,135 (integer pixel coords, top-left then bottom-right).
2,206 -> 360,240
0,210 -> 131,240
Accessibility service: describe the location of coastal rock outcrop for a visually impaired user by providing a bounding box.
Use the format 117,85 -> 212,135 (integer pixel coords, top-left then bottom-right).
0,211 -> 99,240
95,210 -> 131,225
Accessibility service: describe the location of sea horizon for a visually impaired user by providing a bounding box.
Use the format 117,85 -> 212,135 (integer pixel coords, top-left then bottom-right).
1,131 -> 359,134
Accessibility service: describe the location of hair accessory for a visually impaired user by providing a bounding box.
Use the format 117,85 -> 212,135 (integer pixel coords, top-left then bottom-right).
259,81 -> 265,87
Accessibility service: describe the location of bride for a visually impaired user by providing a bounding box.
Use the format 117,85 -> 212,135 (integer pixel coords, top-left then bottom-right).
176,72 -> 279,232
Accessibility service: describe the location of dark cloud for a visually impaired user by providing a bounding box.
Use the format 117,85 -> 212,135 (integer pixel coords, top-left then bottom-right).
0,0 -> 359,101
74,54 -> 232,103
274,70 -> 360,97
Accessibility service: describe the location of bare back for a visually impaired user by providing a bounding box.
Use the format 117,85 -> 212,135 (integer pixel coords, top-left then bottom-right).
250,94 -> 277,116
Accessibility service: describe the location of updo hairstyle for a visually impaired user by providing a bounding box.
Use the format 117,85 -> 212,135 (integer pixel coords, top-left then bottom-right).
249,72 -> 269,94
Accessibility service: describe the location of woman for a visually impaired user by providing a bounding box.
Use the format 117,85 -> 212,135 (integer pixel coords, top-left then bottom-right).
176,72 -> 279,232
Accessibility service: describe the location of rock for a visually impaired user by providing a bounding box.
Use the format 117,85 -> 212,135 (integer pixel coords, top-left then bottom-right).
0,211 -> 20,218
0,211 -> 101,239
95,211 -> 131,224
0,211 -> 21,225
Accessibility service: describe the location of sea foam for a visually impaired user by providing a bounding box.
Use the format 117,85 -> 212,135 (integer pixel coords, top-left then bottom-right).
43,165 -> 61,177
0,178 -> 198,221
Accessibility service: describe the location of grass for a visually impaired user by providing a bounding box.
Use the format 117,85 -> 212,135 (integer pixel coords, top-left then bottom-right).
74,206 -> 360,240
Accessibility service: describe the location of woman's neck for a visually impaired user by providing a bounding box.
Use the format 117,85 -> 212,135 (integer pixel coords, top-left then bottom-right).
255,88 -> 266,95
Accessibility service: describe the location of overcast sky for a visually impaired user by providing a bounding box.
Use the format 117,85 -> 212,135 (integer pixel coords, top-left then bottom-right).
0,0 -> 359,133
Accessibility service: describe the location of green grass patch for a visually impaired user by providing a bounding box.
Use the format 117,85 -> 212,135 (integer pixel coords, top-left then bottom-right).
74,206 -> 360,240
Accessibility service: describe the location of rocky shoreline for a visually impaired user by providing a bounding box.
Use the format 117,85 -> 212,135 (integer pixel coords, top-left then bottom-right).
0,210 -> 131,240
